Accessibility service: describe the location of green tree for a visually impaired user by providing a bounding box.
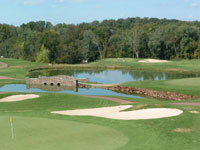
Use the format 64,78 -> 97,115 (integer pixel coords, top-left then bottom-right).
36,45 -> 50,63
83,30 -> 99,61
94,27 -> 112,59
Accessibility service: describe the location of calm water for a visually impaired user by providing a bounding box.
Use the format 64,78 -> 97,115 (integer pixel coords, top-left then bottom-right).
1,69 -> 199,98
0,84 -> 142,99
29,69 -> 200,84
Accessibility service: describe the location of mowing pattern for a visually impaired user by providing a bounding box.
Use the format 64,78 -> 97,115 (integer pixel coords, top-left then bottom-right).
0,116 -> 128,150
81,95 -> 135,104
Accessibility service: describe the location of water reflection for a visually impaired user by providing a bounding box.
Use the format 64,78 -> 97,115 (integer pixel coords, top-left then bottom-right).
0,84 -> 142,99
27,84 -> 78,92
29,69 -> 200,84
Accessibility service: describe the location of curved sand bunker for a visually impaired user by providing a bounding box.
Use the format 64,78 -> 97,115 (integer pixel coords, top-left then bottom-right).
0,94 -> 40,102
0,76 -> 15,80
0,62 -> 8,68
139,59 -> 169,63
52,105 -> 183,120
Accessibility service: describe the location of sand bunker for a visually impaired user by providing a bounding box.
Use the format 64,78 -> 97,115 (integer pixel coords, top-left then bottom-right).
0,62 -> 8,68
189,111 -> 200,114
173,128 -> 192,133
81,95 -> 135,104
0,94 -> 40,102
139,59 -> 169,63
51,105 -> 183,120
0,76 -> 15,80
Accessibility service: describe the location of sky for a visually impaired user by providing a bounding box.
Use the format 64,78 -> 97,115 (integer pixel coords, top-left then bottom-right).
0,0 -> 200,26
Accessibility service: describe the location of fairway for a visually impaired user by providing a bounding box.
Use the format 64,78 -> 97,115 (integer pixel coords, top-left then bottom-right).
0,58 -> 200,150
0,116 -> 128,150
1,1 -> 200,149
166,78 -> 200,87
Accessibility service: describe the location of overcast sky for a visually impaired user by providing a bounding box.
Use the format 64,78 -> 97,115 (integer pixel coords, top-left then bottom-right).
0,0 -> 200,26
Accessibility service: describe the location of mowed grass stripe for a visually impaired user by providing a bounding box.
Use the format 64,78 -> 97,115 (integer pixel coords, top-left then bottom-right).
0,93 -> 118,112
0,93 -> 200,150
122,78 -> 200,97
0,116 -> 128,150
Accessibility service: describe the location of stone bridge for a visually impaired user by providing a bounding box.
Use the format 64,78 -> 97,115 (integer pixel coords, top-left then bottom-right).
26,75 -> 89,88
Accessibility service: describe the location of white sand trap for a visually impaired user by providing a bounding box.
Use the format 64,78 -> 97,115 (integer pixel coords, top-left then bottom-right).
0,94 -> 40,102
51,105 -> 183,120
139,59 -> 169,63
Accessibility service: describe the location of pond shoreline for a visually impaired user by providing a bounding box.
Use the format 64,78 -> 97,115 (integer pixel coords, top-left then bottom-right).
28,64 -> 200,75
104,86 -> 197,101
78,82 -> 197,101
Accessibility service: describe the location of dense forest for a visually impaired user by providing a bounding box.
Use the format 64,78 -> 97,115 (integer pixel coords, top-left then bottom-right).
0,17 -> 200,64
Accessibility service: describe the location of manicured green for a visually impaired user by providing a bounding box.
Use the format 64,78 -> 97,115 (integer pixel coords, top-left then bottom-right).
0,116 -> 128,150
90,58 -> 200,73
0,93 -> 118,112
37,58 -> 200,74
122,78 -> 200,97
2,58 -> 200,78
0,80 -> 25,87
1,58 -> 200,150
0,58 -> 47,79
0,93 -> 200,150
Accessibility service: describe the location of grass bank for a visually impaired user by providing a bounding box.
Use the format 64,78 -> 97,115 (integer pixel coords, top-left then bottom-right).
0,93 -> 200,150
121,78 -> 200,97
0,58 -> 47,79
34,58 -> 200,74
1,58 -> 200,149
91,58 -> 200,73
2,58 -> 200,77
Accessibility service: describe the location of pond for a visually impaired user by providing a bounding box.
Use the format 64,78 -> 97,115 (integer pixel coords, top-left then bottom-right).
1,69 -> 199,99
29,69 -> 200,84
0,84 -> 142,99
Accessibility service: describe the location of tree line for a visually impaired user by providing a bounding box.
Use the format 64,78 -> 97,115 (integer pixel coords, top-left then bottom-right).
0,17 -> 200,64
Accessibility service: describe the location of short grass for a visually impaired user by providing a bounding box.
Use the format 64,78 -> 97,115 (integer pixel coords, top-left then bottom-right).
0,80 -> 25,88
1,58 -> 200,150
0,116 -> 128,150
0,58 -> 47,79
90,58 -> 200,73
121,78 -> 200,97
49,58 -> 200,73
1,58 -> 200,79
0,93 -> 200,150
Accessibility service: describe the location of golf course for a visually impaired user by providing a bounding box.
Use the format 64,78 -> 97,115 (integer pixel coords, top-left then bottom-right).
0,58 -> 200,150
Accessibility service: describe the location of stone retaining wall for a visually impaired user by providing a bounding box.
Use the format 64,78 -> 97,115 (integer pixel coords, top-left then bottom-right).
26,75 -> 78,87
106,86 -> 196,100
